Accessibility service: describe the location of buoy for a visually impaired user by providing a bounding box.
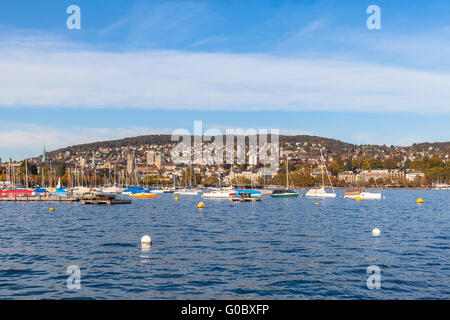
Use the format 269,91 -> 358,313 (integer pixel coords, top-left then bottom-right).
141,235 -> 152,245
197,201 -> 206,209
355,196 -> 361,201
372,228 -> 381,237
315,202 -> 319,205
416,198 -> 424,204
174,196 -> 179,201
49,207 -> 55,212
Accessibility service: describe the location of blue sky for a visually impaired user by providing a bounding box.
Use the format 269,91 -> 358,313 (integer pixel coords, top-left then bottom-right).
1,0 -> 450,160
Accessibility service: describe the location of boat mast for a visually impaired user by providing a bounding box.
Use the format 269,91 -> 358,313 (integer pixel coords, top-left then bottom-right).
25,155 -> 28,189
320,149 -> 325,188
263,146 -> 266,189
286,155 -> 289,190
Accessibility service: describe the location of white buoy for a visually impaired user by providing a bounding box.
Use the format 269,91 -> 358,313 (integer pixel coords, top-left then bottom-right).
141,235 -> 152,245
372,228 -> 381,237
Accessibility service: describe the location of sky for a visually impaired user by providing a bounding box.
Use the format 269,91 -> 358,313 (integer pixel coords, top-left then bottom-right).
1,0 -> 450,160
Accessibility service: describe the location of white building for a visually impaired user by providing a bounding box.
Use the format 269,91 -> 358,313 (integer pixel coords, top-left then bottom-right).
406,171 -> 425,182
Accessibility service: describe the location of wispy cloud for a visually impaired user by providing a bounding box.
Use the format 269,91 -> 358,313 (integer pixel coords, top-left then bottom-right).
98,17 -> 129,36
1,36 -> 450,115
190,36 -> 227,48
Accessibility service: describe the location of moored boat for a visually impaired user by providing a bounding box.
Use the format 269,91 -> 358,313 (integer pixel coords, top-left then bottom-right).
305,148 -> 336,198
270,189 -> 299,198
344,187 -> 381,199
235,189 -> 262,198
270,155 -> 298,198
202,190 -> 234,198
306,187 -> 336,198
131,193 -> 157,198
175,188 -> 199,195
0,188 -> 34,198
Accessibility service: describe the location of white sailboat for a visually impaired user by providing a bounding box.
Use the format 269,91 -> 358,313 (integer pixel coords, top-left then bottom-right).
175,164 -> 200,195
344,187 -> 381,199
306,148 -> 336,198
344,155 -> 382,200
202,164 -> 234,199
201,190 -> 233,198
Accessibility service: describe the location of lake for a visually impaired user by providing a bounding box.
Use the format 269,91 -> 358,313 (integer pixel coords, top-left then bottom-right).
0,189 -> 448,299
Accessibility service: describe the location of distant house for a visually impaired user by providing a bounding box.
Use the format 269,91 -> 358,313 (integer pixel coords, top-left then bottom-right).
406,171 -> 425,182
338,171 -> 356,184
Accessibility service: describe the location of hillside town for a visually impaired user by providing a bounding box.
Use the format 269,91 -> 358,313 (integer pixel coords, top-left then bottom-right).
1,135 -> 449,188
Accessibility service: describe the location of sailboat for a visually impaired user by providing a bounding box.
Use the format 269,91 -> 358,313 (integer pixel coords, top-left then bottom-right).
344,156 -> 381,200
271,155 -> 299,198
306,148 -> 336,198
175,164 -> 200,195
202,165 -> 235,198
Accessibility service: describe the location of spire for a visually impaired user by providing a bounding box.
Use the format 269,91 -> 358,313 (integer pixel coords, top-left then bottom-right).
91,152 -> 95,168
42,143 -> 46,162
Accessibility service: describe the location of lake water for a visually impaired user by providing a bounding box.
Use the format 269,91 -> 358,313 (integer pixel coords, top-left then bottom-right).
0,189 -> 448,299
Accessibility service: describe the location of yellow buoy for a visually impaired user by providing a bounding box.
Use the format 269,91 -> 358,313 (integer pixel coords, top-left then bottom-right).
174,196 -> 179,201
315,202 -> 319,205
416,198 -> 424,204
197,201 -> 206,209
355,196 -> 361,201
49,207 -> 55,212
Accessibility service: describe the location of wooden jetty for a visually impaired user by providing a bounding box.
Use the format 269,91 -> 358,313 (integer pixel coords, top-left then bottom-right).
80,193 -> 131,205
0,195 -> 79,202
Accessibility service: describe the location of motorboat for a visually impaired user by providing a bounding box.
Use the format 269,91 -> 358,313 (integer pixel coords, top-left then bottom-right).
344,187 -> 381,199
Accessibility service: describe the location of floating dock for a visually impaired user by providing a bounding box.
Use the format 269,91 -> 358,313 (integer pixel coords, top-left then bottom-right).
80,193 -> 131,205
0,196 -> 79,202
80,198 -> 131,205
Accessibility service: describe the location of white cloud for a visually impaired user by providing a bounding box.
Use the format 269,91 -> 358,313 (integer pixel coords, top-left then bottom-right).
1,37 -> 450,114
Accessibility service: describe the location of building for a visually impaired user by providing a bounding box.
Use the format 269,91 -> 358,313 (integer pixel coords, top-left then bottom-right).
127,154 -> 135,174
136,165 -> 159,176
79,157 -> 86,168
155,153 -> 164,169
146,151 -> 156,165
338,171 -> 356,184
406,171 -> 425,182
356,170 -> 390,184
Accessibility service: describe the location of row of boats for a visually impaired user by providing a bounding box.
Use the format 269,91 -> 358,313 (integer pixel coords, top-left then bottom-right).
0,185 -> 381,200
1,148 -> 383,200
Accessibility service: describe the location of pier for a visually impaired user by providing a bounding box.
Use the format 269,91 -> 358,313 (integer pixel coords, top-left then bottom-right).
80,193 -> 131,205
0,196 -> 79,202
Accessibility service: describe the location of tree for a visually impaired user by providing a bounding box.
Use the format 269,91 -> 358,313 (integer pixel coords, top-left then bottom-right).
328,158 -> 344,176
204,176 -> 219,185
56,165 -> 66,177
383,158 -> 397,170
20,160 -> 38,175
